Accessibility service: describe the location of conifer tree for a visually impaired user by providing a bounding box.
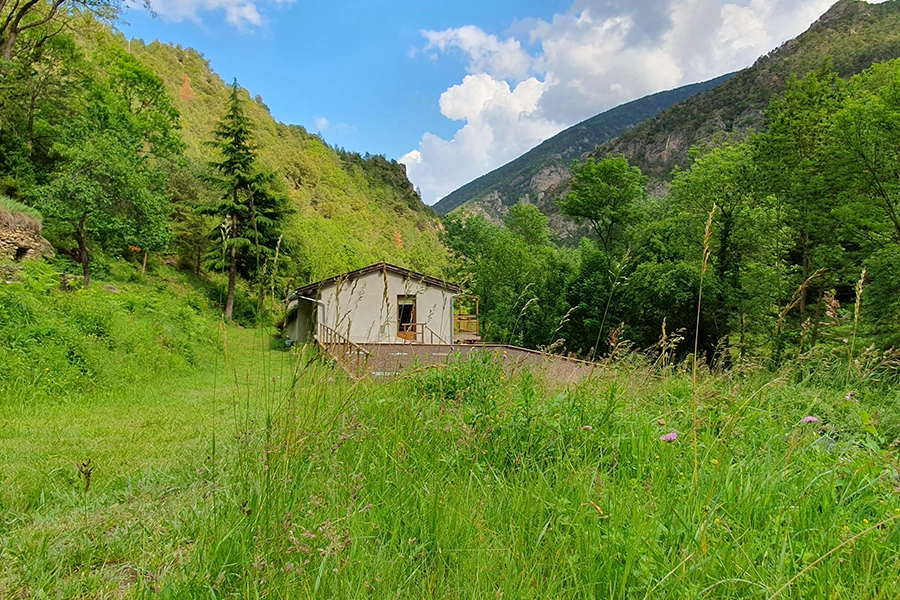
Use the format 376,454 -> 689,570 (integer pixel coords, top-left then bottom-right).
203,80 -> 289,320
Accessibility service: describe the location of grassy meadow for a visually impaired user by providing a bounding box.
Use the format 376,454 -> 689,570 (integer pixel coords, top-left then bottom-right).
1,264 -> 900,599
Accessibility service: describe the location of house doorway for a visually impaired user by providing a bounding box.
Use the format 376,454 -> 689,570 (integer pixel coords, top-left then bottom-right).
397,295 -> 417,340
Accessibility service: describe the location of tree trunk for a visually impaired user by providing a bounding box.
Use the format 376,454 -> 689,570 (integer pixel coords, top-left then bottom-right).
775,197 -> 783,315
2,34 -> 16,62
75,216 -> 90,289
2,1 -> 65,62
810,285 -> 825,348
26,92 -> 36,153
715,210 -> 735,350
141,251 -> 148,276
225,214 -> 237,320
739,313 -> 746,359
799,231 -> 810,319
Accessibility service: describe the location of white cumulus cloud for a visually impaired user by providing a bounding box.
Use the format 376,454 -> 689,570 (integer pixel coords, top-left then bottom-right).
402,73 -> 562,203
403,0 -> 859,205
423,25 -> 534,80
144,0 -> 294,28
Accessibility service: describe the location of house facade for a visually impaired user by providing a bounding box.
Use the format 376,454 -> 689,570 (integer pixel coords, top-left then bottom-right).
286,262 -> 462,345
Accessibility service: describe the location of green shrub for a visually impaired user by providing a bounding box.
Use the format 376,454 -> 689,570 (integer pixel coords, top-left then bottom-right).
0,262 -> 217,404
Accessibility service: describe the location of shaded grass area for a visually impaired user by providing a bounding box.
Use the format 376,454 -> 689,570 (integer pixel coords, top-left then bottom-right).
0,262 -> 221,404
0,323 -> 292,598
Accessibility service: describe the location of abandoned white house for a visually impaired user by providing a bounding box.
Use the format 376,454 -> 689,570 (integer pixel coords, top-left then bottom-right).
285,262 -> 480,346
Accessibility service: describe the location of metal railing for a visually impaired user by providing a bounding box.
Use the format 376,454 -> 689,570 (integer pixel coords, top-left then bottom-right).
317,323 -> 371,378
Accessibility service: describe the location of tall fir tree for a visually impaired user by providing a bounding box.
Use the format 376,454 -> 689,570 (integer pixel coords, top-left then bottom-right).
202,79 -> 289,320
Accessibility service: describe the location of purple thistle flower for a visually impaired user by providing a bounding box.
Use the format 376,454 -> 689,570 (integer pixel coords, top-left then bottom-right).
802,416 -> 819,424
659,432 -> 678,443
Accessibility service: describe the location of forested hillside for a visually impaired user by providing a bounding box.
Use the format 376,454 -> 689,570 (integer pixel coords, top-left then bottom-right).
442,0 -> 900,242
433,73 -> 735,218
0,7 -> 448,319
123,35 -> 448,281
445,56 -> 900,362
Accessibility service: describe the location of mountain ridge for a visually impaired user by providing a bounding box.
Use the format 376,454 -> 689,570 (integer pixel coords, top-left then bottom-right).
433,73 -> 736,217
595,0 -> 900,177
436,0 -> 900,242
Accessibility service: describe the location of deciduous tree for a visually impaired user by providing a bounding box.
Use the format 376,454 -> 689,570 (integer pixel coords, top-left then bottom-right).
0,0 -> 123,62
504,201 -> 550,246
39,43 -> 179,287
559,155 -> 645,255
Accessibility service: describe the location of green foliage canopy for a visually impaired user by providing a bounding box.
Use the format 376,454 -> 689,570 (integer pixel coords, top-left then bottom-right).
559,155 -> 646,255
38,43 -> 179,287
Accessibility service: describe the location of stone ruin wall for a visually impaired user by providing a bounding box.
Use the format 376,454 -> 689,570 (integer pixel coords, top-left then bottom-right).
0,211 -> 54,262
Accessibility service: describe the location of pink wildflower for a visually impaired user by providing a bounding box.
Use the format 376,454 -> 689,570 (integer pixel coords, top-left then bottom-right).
659,432 -> 678,443
582,425 -> 593,431
802,416 -> 819,424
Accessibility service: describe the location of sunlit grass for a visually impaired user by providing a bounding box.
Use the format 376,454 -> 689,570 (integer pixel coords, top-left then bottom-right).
2,321 -> 899,598
1,265 -> 899,597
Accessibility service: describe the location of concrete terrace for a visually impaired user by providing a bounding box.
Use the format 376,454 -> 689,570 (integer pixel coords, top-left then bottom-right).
350,343 -> 596,384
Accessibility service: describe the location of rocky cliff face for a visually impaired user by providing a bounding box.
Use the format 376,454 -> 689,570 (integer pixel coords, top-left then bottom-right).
595,0 -> 900,177
0,211 -> 54,262
461,163 -> 589,242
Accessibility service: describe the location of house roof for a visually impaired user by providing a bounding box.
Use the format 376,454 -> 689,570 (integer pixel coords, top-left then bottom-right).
290,262 -> 462,299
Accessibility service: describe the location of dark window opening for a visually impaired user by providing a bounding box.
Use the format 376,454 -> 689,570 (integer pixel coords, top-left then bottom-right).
398,296 -> 417,339
398,303 -> 414,325
15,247 -> 28,262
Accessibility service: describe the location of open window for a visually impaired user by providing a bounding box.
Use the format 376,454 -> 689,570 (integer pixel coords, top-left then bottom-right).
397,295 -> 417,340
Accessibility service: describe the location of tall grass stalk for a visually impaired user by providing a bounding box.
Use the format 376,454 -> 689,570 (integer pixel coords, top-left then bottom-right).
692,205 -> 715,499
766,513 -> 900,600
270,233 -> 283,310
507,282 -> 536,346
543,305 -> 576,354
590,249 -> 631,363
773,268 -> 827,364
847,267 -> 866,383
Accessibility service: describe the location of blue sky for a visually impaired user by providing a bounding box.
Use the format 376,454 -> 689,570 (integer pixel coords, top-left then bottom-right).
122,1 -> 568,159
123,0 -> 859,203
